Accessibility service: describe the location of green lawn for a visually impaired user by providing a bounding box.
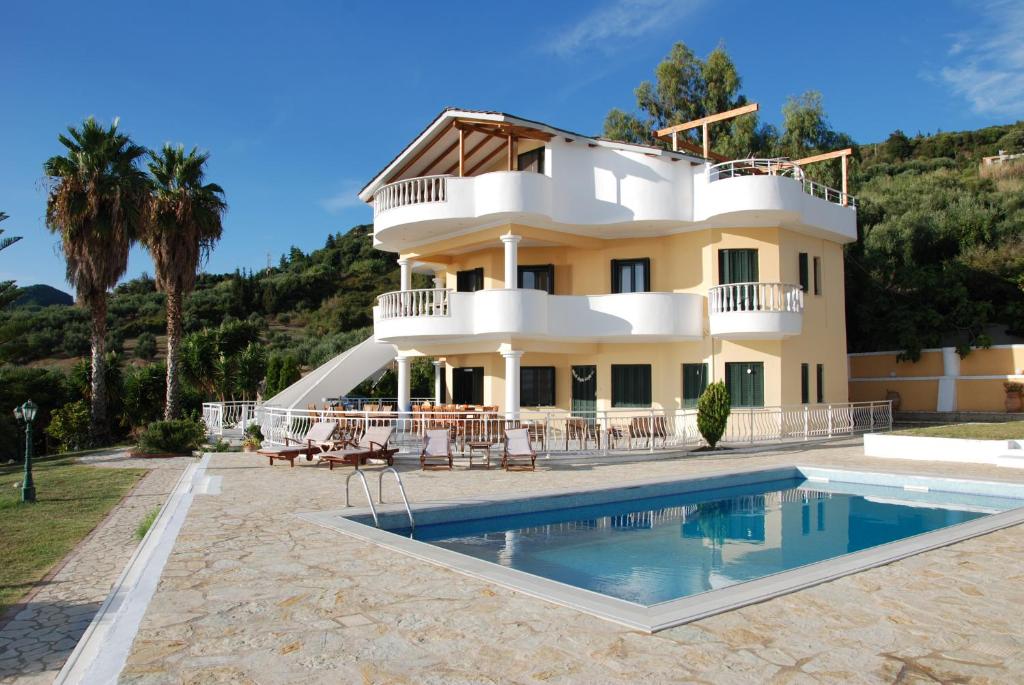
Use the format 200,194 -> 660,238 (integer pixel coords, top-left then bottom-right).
0,454 -> 145,615
893,420 -> 1024,440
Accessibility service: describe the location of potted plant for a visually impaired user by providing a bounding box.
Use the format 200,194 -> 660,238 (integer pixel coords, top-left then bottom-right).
242,424 -> 264,451
1005,382 -> 1024,413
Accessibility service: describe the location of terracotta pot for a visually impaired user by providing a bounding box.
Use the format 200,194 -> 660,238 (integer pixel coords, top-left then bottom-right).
885,390 -> 901,412
1006,391 -> 1023,413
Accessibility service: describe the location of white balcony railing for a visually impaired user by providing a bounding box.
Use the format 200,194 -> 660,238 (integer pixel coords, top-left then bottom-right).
707,158 -> 856,208
709,282 -> 804,314
373,174 -> 449,215
377,288 -> 452,319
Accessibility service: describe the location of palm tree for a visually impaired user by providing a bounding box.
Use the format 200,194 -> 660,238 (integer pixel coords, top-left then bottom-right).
0,211 -> 24,309
44,118 -> 148,442
144,145 -> 226,419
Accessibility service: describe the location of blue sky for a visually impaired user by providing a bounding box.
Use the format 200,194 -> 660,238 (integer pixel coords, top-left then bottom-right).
2,0 -> 1022,292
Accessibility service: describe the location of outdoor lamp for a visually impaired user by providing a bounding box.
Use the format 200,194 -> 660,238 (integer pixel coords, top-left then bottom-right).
17,399 -> 37,503
13,405 -> 22,422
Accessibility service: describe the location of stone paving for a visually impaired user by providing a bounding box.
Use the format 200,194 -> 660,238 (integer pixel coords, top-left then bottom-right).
0,451 -> 192,685
113,440 -> 1024,684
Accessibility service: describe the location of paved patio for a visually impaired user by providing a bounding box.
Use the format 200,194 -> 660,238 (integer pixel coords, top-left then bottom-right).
120,440 -> 1024,684
0,451 -> 192,685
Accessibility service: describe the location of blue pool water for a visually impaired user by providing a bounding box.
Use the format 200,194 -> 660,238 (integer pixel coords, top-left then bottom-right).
400,478 -> 1017,606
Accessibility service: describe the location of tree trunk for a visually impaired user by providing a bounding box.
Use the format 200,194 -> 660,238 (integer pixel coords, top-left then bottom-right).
89,296 -> 108,444
164,287 -> 183,420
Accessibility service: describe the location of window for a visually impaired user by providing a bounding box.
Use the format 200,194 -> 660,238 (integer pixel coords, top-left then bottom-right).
517,147 -> 544,174
800,363 -> 810,404
611,364 -> 651,407
798,252 -> 809,292
725,362 -> 764,407
521,367 -> 555,406
682,363 -> 708,408
456,267 -> 484,292
611,258 -> 650,293
518,264 -> 554,294
816,364 -> 824,404
439,366 -> 447,403
452,367 -> 483,405
718,249 -> 758,284
813,256 -> 822,295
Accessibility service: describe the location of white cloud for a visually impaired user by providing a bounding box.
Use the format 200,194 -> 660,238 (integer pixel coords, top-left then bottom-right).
319,180 -> 366,213
940,0 -> 1024,117
545,0 -> 705,58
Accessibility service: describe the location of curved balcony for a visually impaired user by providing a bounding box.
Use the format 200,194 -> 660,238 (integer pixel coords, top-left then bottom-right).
708,282 -> 803,339
694,159 -> 857,242
374,288 -> 704,344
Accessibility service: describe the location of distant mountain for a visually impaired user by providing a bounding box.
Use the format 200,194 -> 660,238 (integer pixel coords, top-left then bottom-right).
12,284 -> 74,308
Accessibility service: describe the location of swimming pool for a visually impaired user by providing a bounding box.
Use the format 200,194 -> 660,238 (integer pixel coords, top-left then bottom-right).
300,466 -> 1024,631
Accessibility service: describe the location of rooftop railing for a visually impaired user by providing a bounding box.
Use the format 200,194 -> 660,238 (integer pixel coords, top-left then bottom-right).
707,158 -> 856,208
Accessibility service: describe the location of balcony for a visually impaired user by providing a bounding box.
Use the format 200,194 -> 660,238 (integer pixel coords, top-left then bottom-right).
374,288 -> 704,344
694,159 -> 857,242
708,282 -> 803,339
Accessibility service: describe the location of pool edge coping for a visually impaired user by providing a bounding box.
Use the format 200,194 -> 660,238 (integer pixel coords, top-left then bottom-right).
297,465 -> 1024,633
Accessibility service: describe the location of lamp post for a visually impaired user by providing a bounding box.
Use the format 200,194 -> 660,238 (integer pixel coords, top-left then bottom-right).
14,400 -> 37,503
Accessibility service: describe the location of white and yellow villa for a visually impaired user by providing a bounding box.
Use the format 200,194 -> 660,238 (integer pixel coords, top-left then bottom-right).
206,105 -> 893,450
363,107 -> 854,418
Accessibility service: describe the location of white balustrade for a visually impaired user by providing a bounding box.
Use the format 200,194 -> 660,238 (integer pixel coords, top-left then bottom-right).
707,158 -> 856,208
373,175 -> 449,215
708,282 -> 804,315
376,288 -> 451,319
249,401 -> 892,453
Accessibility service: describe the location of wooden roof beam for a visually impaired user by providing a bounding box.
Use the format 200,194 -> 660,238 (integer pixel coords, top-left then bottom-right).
654,103 -> 760,138
391,121 -> 456,179
453,119 -> 554,141
791,148 -> 853,166
466,139 -> 508,175
442,132 -> 493,175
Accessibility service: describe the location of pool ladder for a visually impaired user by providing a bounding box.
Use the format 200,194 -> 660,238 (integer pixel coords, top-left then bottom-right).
345,467 -> 415,532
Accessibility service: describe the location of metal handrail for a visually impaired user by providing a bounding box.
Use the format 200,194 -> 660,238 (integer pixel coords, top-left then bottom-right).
344,470 -> 379,527
378,467 -> 415,532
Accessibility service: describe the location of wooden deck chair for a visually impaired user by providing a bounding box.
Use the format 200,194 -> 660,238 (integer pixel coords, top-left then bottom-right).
257,421 -> 340,467
319,426 -> 397,471
420,429 -> 453,470
502,428 -> 536,471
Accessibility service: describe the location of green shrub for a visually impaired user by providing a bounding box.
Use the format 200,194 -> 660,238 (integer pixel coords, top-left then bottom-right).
696,382 -> 731,449
135,507 -> 160,540
46,400 -> 92,453
134,332 -> 157,360
136,418 -> 206,454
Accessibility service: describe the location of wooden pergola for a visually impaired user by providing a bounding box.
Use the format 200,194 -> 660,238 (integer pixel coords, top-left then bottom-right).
654,103 -> 759,159
387,118 -> 554,183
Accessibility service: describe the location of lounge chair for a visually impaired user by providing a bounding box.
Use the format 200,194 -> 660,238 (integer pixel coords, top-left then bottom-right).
257,421 -> 340,467
420,429 -> 453,470
319,426 -> 397,470
502,428 -> 536,471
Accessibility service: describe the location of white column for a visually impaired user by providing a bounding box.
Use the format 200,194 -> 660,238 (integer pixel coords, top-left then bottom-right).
500,234 -> 521,289
502,350 -> 523,419
433,269 -> 445,289
937,346 -> 959,412
396,355 -> 411,413
398,258 -> 412,291
433,360 -> 444,405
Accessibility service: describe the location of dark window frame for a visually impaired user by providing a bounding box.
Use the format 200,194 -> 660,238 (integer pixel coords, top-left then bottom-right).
682,363 -> 708,408
718,249 -> 759,285
800,363 -> 810,404
798,252 -> 809,292
813,256 -> 822,295
611,364 -> 652,408
816,364 -> 825,404
452,366 -> 484,405
517,147 -> 545,174
610,258 -> 651,294
518,264 -> 555,294
456,267 -> 484,292
725,362 -> 765,408
520,366 -> 556,407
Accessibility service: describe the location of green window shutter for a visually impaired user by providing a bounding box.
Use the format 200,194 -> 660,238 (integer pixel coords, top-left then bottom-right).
612,364 -> 651,407
610,259 -> 620,294
799,253 -> 809,292
720,249 -> 759,284
816,364 -> 824,403
725,362 -> 764,407
683,363 -> 708,408
751,363 -> 764,407
800,364 -> 807,404
718,250 -> 727,284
